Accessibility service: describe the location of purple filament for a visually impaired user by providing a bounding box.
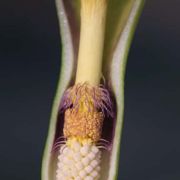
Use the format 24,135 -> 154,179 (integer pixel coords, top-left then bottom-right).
59,83 -> 114,118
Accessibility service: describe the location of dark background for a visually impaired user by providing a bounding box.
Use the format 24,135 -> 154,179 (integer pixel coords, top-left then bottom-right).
0,0 -> 180,179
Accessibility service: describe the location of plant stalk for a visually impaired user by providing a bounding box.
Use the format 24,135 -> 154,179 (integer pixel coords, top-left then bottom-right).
75,0 -> 108,86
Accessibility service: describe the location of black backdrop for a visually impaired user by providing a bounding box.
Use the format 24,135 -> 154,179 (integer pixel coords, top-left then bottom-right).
0,0 -> 180,179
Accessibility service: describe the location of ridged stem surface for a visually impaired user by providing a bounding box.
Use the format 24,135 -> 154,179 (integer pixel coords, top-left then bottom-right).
75,0 -> 108,85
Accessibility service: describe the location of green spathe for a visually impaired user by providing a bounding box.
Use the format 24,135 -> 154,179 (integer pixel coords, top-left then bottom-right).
41,0 -> 145,180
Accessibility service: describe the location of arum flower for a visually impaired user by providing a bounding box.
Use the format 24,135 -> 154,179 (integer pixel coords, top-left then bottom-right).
42,0 -> 145,179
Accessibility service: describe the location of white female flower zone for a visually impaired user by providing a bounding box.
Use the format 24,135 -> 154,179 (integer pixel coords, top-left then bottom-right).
56,139 -> 101,180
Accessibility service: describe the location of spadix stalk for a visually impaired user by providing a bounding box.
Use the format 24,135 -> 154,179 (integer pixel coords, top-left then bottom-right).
76,0 -> 108,85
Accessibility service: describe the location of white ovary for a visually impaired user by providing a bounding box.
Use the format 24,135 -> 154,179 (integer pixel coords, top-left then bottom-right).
56,140 -> 101,180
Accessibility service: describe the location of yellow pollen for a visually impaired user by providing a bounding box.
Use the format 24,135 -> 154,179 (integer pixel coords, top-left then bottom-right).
63,108 -> 104,142
66,137 -> 93,148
